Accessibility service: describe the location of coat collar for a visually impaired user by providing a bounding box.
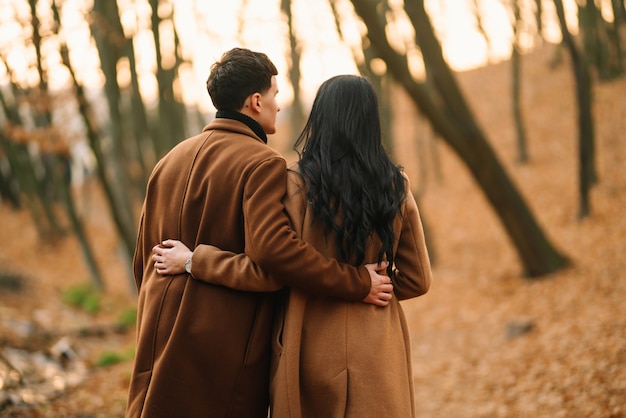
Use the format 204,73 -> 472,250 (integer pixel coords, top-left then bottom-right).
212,109 -> 268,144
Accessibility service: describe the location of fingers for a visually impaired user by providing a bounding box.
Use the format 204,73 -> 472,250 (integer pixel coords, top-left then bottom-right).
151,246 -> 170,273
363,282 -> 394,307
363,261 -> 394,307
154,257 -> 178,276
363,291 -> 392,307
151,241 -> 190,276
374,286 -> 393,305
377,283 -> 393,293
368,298 -> 388,307
151,252 -> 166,263
372,275 -> 392,287
364,261 -> 389,273
153,257 -> 167,270
152,240 -> 178,255
156,265 -> 170,275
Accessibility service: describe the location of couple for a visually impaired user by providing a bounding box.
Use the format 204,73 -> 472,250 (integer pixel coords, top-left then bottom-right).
126,47 -> 432,418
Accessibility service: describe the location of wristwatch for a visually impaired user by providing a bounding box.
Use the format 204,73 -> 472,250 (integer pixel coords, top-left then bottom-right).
184,257 -> 192,274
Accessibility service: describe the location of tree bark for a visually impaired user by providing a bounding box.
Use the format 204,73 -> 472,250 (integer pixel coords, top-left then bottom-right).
281,0 -> 306,145
0,60 -> 60,240
59,44 -> 136,293
50,0 -> 105,290
125,36 -> 152,191
350,0 -> 568,277
610,0 -> 624,75
90,0 -> 138,251
579,0 -> 623,80
554,0 -> 596,219
148,0 -> 187,155
511,0 -> 529,163
535,0 -> 544,39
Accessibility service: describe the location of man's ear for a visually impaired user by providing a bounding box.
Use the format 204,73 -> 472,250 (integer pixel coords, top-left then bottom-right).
241,93 -> 262,116
250,93 -> 262,113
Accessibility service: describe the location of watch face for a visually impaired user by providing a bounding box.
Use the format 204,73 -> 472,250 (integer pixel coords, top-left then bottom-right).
185,258 -> 191,273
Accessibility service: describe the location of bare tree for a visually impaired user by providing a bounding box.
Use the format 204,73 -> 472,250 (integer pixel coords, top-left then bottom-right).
554,0 -> 596,219
49,1 -> 104,289
148,0 -> 188,155
472,0 -> 493,62
281,0 -> 306,143
0,0 -> 105,289
609,0 -> 625,73
507,0 -> 529,163
579,0 -> 623,80
0,76 -> 54,238
90,0 -> 138,256
350,0 -> 568,277
534,0 -> 544,40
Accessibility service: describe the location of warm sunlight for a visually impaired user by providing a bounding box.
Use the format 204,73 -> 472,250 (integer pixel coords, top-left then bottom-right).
0,0 -> 568,112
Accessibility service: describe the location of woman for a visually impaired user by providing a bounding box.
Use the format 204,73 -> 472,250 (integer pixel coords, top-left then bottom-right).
156,75 -> 432,417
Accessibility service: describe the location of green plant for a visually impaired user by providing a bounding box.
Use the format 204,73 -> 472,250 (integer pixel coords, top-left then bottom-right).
95,346 -> 135,368
95,351 -> 125,367
62,284 -> 101,314
117,308 -> 137,329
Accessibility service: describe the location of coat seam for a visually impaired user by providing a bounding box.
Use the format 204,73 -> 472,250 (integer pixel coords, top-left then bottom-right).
178,131 -> 213,238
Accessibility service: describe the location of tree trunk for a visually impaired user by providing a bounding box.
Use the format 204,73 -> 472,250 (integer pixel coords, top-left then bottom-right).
148,0 -> 187,155
27,0 -> 65,238
0,127 -> 48,237
54,154 -> 105,290
50,0 -> 105,290
0,64 -> 60,240
583,0 -> 623,80
0,151 -> 21,208
59,44 -> 137,293
472,0 -> 492,62
90,0 -> 138,251
511,0 -> 529,163
535,0 -> 544,39
609,0 -> 624,75
125,36 -> 152,191
350,0 -> 568,277
554,0 -> 596,219
281,0 -> 306,145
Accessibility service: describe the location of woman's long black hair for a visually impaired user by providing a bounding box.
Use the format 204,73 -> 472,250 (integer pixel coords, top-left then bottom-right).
294,75 -> 406,275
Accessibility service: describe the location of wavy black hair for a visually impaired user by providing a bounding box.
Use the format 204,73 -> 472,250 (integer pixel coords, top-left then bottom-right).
294,75 -> 406,275
206,47 -> 278,111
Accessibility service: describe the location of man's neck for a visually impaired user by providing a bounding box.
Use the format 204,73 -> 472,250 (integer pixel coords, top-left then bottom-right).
215,109 -> 267,144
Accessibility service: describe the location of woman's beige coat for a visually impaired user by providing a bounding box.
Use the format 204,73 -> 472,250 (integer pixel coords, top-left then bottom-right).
269,168 -> 432,418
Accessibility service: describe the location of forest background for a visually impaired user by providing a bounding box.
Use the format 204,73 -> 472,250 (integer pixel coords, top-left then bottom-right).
0,0 -> 625,416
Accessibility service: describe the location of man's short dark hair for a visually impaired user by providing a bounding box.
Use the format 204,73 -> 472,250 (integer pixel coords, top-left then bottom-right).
206,48 -> 278,111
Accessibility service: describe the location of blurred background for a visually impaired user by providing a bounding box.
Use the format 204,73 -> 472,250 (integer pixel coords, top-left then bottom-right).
0,0 -> 624,416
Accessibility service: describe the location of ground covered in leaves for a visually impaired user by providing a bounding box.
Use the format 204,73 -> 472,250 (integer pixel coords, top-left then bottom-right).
1,44 -> 625,417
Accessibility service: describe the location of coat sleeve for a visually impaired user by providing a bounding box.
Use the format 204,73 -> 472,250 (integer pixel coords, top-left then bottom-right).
189,244 -> 282,292
185,157 -> 371,301
391,183 -> 433,301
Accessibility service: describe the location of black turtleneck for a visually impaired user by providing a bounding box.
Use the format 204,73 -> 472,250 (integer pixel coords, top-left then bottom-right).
215,109 -> 268,144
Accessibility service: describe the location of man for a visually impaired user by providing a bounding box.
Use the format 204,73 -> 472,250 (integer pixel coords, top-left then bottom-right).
127,48 -> 392,417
